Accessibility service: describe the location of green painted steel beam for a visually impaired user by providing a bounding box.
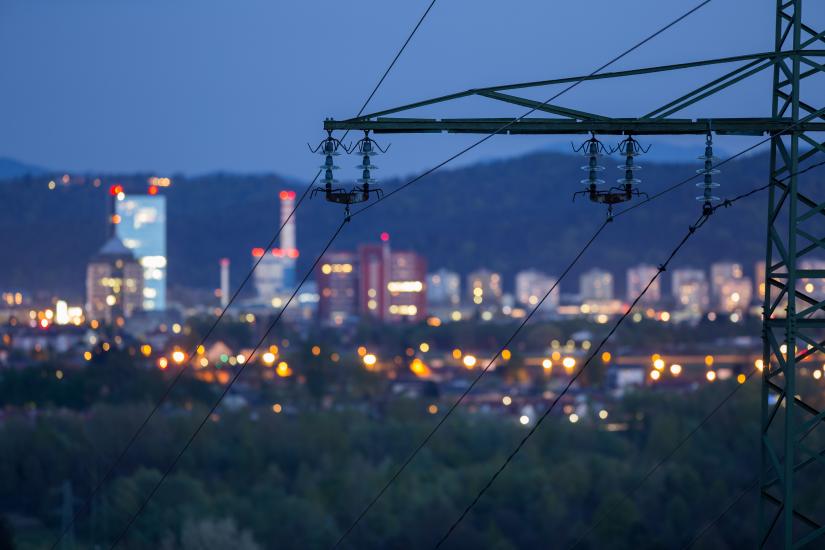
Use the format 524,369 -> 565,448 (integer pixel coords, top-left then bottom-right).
476,90 -> 609,120
347,50 -> 825,122
324,116 -> 825,136
643,58 -> 771,119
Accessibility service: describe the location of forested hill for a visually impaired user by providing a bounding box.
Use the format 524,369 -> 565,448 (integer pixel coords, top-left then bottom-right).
0,150 -> 780,298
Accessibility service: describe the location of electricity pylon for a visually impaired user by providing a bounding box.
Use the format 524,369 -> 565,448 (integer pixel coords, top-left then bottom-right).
322,1 -> 825,546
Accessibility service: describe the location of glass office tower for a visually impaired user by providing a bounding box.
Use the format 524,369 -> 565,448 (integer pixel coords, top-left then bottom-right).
116,194 -> 167,310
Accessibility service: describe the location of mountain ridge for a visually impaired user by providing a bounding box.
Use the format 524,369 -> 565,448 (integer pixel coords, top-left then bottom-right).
0,149 -> 780,300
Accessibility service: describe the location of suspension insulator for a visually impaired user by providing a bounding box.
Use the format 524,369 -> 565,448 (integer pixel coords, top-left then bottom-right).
354,131 -> 387,187
578,134 -> 607,192
616,135 -> 646,192
695,132 -> 721,210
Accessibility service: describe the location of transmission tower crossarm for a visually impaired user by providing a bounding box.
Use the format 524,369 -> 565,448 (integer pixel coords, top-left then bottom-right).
476,90 -> 609,120
643,58 -> 775,119
325,116 -> 825,136
328,50 -> 824,125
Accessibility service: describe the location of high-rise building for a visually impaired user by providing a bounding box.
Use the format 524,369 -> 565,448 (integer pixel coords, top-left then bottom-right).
387,251 -> 427,322
579,268 -> 613,301
755,260 -> 766,302
115,194 -> 166,310
466,269 -> 502,309
358,235 -> 427,322
515,269 -> 559,311
626,264 -> 660,304
427,269 -> 461,307
86,236 -> 144,324
710,262 -> 752,312
800,259 -> 825,301
718,278 -> 753,313
672,268 -> 710,314
252,191 -> 299,305
359,241 -> 391,320
317,251 -> 357,325
710,262 -> 743,300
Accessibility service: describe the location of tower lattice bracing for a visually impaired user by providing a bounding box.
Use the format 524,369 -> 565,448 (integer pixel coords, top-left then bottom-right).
321,1 -> 825,546
761,1 -> 825,546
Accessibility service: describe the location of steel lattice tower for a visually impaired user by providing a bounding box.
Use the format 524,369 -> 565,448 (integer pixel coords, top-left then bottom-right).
322,1 -> 825,545
761,1 -> 825,546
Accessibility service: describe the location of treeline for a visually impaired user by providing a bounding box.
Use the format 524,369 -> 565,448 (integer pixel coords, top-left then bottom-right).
1,382 -> 764,549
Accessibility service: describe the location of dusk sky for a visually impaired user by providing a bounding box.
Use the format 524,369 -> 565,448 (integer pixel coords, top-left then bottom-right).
1,1 -> 776,179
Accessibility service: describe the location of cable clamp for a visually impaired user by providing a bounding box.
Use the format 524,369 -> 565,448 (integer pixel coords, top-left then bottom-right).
657,264 -> 667,273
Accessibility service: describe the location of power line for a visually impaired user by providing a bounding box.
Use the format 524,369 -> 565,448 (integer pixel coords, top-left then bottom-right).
681,416 -> 825,549
50,2 -> 439,545
433,175 -> 782,548
567,368 -> 758,549
614,107 -> 825,219
330,5 -> 711,545
567,158 -> 825,548
49,170 -> 320,550
109,218 -> 349,548
332,107 -> 825,550
351,0 -> 711,219
64,0 -> 813,542
350,0 -> 438,126
435,215 -> 707,547
330,218 -> 610,548
100,3 -> 443,543
681,478 -> 758,549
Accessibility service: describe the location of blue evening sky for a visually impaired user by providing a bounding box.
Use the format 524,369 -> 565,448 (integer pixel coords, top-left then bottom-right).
0,1 -> 783,179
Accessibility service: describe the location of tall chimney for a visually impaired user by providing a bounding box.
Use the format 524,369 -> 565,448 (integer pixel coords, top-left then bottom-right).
220,258 -> 230,308
279,191 -> 296,254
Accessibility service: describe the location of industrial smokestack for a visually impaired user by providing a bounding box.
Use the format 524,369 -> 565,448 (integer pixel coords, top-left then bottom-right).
220,258 -> 230,308
279,190 -> 296,255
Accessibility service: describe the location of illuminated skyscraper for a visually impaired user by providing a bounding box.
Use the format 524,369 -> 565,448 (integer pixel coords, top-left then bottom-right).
466,269 -> 502,309
317,251 -> 357,325
116,194 -> 167,310
387,251 -> 427,322
755,260 -> 766,301
579,268 -> 613,301
86,236 -> 143,324
710,262 -> 743,301
626,264 -> 660,304
672,268 -> 710,314
358,234 -> 427,322
359,241 -> 390,320
427,269 -> 461,307
718,278 -> 753,313
710,262 -> 751,312
515,269 -> 559,311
